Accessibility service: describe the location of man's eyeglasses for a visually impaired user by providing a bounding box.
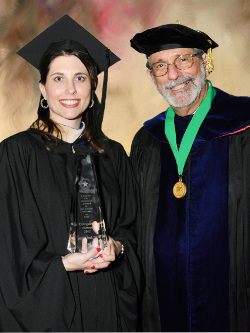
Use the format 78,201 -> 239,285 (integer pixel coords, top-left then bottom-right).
150,54 -> 201,77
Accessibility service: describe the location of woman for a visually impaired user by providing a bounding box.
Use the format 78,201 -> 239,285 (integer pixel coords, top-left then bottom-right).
0,15 -> 142,332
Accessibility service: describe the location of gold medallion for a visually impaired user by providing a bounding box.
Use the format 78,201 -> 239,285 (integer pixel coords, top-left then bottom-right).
173,177 -> 187,199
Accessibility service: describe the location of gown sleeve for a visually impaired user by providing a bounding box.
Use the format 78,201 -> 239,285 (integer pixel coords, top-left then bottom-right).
0,135 -> 75,332
229,129 -> 250,331
130,128 -> 162,332
102,141 -> 144,332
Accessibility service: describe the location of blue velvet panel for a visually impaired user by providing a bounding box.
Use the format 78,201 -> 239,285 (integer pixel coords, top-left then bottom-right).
154,137 -> 230,332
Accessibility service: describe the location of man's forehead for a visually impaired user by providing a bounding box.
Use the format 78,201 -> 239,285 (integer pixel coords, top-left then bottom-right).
149,48 -> 196,60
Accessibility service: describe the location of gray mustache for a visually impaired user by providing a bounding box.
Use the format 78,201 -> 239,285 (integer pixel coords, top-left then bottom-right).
164,75 -> 194,89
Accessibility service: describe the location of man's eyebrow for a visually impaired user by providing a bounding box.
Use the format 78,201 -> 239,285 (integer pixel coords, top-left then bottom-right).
151,55 -> 183,65
151,59 -> 167,65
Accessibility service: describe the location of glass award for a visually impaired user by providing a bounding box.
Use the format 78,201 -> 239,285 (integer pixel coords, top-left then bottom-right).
67,154 -> 107,256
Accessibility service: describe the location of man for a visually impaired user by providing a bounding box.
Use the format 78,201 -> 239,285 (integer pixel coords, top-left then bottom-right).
130,23 -> 250,332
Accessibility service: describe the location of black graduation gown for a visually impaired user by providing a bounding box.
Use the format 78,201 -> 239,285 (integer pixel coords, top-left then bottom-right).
130,87 -> 250,332
0,129 -> 142,332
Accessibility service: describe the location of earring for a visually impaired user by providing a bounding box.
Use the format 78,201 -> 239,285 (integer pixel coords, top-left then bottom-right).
40,98 -> 49,109
89,97 -> 94,108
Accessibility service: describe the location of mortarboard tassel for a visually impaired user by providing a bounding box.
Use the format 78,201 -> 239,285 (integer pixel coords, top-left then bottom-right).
99,49 -> 110,127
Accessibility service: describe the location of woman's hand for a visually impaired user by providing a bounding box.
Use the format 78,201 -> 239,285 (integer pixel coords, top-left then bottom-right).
84,238 -> 123,274
62,238 -> 123,274
62,247 -> 99,272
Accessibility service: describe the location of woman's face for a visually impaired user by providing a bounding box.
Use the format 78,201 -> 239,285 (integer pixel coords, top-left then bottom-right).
39,55 -> 92,128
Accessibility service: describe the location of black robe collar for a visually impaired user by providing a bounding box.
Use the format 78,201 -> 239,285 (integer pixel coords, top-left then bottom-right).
144,87 -> 250,144
28,128 -> 98,156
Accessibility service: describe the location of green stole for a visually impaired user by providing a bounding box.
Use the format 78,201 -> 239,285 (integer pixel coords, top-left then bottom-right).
164,81 -> 216,198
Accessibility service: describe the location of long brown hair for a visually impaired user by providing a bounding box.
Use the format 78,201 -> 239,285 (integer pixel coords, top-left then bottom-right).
31,48 -> 107,153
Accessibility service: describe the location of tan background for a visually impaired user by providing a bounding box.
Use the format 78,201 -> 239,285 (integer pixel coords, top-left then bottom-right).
0,0 -> 249,154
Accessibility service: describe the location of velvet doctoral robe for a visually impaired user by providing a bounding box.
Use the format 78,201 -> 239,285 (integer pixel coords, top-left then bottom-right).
0,129 -> 142,332
130,87 -> 250,332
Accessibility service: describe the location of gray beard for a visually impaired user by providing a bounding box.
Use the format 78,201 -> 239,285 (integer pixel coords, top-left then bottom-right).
153,66 -> 207,108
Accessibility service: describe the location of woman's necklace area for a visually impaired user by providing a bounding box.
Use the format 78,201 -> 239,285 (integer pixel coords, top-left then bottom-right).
58,122 -> 85,143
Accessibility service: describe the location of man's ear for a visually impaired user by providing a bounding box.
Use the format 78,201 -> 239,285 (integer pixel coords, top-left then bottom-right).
39,82 -> 47,99
147,69 -> 154,81
202,53 -> 210,78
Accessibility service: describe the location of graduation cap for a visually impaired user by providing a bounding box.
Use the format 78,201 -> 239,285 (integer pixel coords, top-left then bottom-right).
17,14 -> 120,124
130,22 -> 218,57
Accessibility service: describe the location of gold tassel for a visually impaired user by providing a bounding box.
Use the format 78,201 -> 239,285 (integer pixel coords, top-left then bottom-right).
206,47 -> 214,74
